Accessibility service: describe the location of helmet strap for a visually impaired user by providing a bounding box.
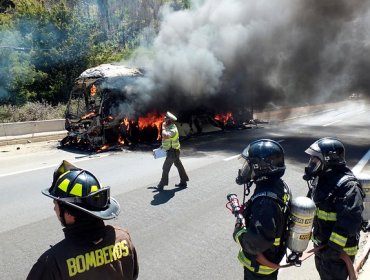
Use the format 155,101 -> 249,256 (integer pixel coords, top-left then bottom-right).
58,202 -> 68,227
243,181 -> 253,204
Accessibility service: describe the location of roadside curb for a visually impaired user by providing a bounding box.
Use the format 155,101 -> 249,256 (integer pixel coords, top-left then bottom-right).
356,232 -> 370,279
0,131 -> 67,147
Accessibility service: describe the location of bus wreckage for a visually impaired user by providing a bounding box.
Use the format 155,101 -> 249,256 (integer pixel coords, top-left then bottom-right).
61,64 -> 254,152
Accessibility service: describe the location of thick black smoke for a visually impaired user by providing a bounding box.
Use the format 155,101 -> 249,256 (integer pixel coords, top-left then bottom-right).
127,0 -> 370,117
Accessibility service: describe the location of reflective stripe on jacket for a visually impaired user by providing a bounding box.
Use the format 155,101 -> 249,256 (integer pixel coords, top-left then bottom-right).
162,123 -> 180,150
235,236 -> 281,275
233,179 -> 290,275
314,208 -> 359,256
310,168 -> 364,255
27,222 -> 139,280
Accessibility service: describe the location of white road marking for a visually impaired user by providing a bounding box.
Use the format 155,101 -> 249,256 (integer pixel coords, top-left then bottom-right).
322,109 -> 367,127
283,109 -> 335,121
352,149 -> 370,176
224,154 -> 240,161
0,154 -> 109,178
223,140 -> 285,161
322,119 -> 342,127
268,133 -> 285,137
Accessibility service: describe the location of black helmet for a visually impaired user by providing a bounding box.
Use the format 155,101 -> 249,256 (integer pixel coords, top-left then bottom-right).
42,161 -> 120,220
304,137 -> 346,180
236,139 -> 285,183
306,137 -> 345,166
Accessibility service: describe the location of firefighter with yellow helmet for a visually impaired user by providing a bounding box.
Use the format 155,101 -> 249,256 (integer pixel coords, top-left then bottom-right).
27,160 -> 139,280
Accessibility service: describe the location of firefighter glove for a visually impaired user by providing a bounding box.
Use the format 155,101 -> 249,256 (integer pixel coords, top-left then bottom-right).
362,221 -> 370,232
235,217 -> 244,228
233,218 -> 246,242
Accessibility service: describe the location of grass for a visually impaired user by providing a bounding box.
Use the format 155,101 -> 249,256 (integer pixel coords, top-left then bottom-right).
0,102 -> 66,123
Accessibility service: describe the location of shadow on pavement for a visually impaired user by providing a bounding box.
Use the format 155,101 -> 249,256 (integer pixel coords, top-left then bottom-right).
148,186 -> 187,205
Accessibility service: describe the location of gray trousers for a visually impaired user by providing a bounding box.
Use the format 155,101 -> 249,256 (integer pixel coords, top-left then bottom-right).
159,149 -> 189,185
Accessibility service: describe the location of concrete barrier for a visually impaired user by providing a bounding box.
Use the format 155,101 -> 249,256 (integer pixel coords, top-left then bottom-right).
0,119 -> 67,146
0,119 -> 65,137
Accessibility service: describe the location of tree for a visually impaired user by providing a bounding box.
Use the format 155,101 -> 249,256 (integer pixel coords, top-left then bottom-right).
1,0 -> 191,106
0,0 -> 15,14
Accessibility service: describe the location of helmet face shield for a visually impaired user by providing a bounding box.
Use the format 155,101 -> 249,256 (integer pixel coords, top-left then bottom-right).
240,146 -> 252,177
240,159 -> 253,180
241,139 -> 285,180
236,155 -> 254,184
305,137 -> 346,172
238,154 -> 247,165
305,156 -> 322,178
305,142 -> 323,162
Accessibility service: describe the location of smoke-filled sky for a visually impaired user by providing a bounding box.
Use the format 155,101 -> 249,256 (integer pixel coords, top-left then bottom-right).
126,0 -> 370,116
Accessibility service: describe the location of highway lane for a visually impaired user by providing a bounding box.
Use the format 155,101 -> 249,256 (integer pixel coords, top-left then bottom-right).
0,100 -> 369,279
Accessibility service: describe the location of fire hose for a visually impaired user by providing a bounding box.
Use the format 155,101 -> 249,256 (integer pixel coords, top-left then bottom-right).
226,194 -> 357,280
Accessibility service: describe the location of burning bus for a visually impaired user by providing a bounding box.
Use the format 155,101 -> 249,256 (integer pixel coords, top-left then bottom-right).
61,63 -> 252,151
61,63 -> 150,150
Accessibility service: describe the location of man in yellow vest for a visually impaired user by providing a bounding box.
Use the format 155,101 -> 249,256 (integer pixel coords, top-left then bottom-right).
157,111 -> 189,191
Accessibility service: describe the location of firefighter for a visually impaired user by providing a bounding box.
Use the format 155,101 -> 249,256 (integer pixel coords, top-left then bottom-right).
157,111 -> 189,190
233,139 -> 291,280
303,137 -> 364,280
27,160 -> 139,280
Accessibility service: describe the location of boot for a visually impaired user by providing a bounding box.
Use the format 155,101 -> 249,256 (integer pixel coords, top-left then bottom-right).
175,182 -> 187,188
157,184 -> 165,191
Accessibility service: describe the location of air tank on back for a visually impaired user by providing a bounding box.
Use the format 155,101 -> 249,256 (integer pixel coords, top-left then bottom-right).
287,196 -> 316,255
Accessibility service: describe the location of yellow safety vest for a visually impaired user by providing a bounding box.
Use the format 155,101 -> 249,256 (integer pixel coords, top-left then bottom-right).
162,124 -> 180,150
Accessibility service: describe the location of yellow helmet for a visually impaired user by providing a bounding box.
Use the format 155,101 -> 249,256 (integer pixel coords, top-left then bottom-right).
42,161 -> 120,220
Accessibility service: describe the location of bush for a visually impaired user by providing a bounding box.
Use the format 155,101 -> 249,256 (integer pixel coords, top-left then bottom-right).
0,101 -> 66,123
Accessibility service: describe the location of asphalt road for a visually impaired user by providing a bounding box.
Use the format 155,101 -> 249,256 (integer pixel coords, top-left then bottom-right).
0,100 -> 369,279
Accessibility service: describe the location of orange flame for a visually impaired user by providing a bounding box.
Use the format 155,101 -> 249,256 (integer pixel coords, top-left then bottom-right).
96,144 -> 110,153
81,111 -> 96,120
90,84 -> 97,96
120,117 -> 131,135
121,117 -> 130,128
117,135 -> 125,145
138,112 -> 165,140
214,112 -> 235,125
116,117 -> 133,146
102,116 -> 114,124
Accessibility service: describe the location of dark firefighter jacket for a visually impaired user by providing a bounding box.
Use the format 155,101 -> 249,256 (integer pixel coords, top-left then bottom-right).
310,166 -> 364,257
233,178 -> 290,276
27,220 -> 139,280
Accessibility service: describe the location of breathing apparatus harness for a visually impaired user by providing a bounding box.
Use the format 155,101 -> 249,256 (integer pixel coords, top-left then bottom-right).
301,173 -> 363,279
227,178 -> 299,266
304,172 -> 368,232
